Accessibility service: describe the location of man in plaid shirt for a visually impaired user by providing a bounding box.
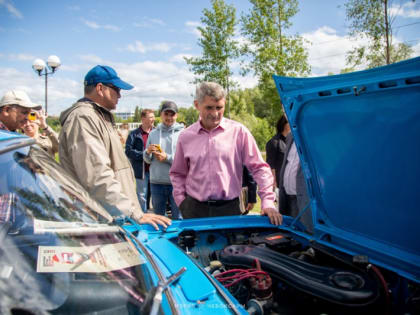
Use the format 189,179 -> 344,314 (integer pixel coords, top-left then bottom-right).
0,90 -> 41,222
0,90 -> 41,131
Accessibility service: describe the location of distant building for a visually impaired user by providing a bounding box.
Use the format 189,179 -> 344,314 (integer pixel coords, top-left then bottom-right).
114,112 -> 134,120
116,122 -> 141,130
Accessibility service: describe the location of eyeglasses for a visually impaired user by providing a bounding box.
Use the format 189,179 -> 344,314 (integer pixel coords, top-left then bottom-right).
103,83 -> 121,95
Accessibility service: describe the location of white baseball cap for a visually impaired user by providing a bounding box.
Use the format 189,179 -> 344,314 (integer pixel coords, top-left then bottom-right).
0,90 -> 42,110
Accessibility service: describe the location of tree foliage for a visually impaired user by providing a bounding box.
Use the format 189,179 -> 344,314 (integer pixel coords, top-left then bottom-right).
133,106 -> 141,122
240,0 -> 310,124
177,107 -> 199,127
46,116 -> 61,132
344,0 -> 414,68
185,0 -> 239,90
241,0 -> 310,78
229,88 -> 257,115
231,111 -> 274,150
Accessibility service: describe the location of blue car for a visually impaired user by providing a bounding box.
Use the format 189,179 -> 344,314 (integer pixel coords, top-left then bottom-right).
1,57 -> 419,314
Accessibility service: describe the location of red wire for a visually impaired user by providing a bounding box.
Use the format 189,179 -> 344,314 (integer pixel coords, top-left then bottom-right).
370,264 -> 391,315
216,270 -> 268,281
215,268 -> 270,288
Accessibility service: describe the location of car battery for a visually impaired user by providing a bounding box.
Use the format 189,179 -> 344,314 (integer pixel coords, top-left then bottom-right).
250,233 -> 301,253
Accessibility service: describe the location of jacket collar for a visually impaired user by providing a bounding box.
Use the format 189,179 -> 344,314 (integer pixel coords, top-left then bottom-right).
78,97 -> 115,125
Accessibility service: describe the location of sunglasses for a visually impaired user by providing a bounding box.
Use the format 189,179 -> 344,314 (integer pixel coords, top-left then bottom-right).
103,83 -> 121,94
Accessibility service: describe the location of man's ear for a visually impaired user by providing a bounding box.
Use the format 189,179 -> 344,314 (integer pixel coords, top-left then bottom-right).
96,83 -> 104,97
193,100 -> 199,110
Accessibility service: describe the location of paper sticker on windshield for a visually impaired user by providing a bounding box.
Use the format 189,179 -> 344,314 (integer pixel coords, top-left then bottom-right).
34,218 -> 119,235
37,242 -> 144,273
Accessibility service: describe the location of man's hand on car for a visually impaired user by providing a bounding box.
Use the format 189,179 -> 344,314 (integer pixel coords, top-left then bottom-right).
261,208 -> 283,226
136,213 -> 172,230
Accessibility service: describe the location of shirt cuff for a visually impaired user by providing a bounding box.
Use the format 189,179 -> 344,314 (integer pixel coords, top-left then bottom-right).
174,195 -> 185,207
261,200 -> 276,211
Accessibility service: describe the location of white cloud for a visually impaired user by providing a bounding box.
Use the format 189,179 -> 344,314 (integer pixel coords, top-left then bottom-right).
82,19 -> 120,31
105,60 -> 196,111
302,26 -> 368,76
185,21 -> 201,37
133,17 -> 165,28
412,41 -> 420,57
170,53 -> 193,63
232,74 -> 258,89
126,40 -> 172,54
0,67 -> 81,115
127,41 -> 146,53
0,0 -> 23,19
390,1 -> 420,18
8,53 -> 35,61
84,20 -> 100,29
149,42 -> 172,53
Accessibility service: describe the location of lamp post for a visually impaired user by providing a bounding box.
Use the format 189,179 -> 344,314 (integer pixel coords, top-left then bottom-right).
32,55 -> 61,114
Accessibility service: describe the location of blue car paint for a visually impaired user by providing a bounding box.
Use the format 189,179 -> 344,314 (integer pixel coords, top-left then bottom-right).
122,215 -> 311,313
273,56 -> 420,284
0,131 -> 27,141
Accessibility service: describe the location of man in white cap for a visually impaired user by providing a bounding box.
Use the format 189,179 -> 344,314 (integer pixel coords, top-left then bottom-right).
0,90 -> 41,131
59,65 -> 171,230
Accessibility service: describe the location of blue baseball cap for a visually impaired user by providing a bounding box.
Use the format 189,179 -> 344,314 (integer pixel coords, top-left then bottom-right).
84,65 -> 134,90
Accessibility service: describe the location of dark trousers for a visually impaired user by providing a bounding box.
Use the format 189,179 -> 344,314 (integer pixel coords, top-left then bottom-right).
180,195 -> 241,219
283,194 -> 299,217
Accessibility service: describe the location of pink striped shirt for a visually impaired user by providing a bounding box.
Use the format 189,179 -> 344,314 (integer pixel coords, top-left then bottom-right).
170,118 -> 276,210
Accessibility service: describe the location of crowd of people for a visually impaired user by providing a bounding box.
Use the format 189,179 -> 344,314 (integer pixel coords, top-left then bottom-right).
0,64 -> 313,232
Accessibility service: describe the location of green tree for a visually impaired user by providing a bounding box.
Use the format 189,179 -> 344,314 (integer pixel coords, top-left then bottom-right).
240,0 -> 310,124
185,0 -> 239,117
231,111 -> 274,150
229,88 -> 255,115
344,0 -> 414,69
113,114 -> 123,123
178,107 -> 199,126
133,106 -> 141,122
46,116 -> 60,132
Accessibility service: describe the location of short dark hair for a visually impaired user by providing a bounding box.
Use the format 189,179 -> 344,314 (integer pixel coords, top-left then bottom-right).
141,109 -> 154,117
276,115 -> 289,134
84,84 -> 96,95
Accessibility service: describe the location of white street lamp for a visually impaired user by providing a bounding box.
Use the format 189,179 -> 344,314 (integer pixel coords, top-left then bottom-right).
32,55 -> 61,113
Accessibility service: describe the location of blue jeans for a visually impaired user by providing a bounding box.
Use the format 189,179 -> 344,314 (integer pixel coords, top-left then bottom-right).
150,183 -> 181,220
136,172 -> 149,212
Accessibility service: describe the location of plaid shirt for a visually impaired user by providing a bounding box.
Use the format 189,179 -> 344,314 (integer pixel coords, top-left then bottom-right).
0,121 -> 13,222
0,120 -> 9,131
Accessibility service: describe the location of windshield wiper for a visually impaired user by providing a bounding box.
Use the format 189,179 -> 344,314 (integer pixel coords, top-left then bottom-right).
142,267 -> 187,315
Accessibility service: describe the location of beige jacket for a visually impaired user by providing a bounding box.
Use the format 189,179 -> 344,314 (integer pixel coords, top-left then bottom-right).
59,98 -> 142,218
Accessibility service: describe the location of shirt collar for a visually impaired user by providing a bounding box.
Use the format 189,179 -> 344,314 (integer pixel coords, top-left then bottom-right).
195,117 -> 226,133
139,124 -> 153,134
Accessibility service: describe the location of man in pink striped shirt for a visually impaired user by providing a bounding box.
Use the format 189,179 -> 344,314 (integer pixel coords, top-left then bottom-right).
170,82 -> 282,225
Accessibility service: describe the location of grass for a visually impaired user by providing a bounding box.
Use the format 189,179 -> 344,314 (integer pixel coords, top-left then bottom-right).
249,150 -> 265,214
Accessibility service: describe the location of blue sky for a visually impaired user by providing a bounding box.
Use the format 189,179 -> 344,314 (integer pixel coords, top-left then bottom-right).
1,0 -> 419,116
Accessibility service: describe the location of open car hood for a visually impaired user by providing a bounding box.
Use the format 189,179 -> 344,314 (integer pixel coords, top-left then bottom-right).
273,57 -> 420,283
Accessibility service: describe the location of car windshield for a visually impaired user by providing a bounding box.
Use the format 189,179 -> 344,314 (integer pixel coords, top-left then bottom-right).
0,144 -> 155,314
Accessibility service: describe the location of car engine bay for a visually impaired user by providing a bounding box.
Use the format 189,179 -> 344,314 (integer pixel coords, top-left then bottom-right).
172,228 -> 420,315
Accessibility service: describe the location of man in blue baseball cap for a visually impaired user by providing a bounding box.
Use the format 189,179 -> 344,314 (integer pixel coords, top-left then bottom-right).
59,65 -> 171,230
